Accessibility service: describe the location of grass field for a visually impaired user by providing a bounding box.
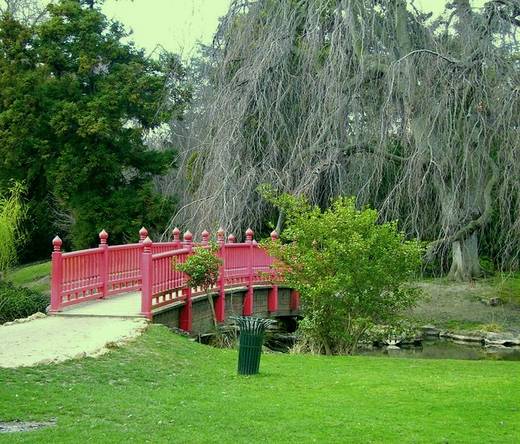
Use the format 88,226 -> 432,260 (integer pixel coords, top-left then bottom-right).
1,325 -> 519,443
5,262 -> 51,294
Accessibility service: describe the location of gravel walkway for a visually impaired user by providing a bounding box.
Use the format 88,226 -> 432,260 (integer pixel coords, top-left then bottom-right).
0,315 -> 148,368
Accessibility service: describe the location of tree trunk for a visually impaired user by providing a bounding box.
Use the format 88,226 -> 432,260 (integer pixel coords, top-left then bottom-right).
448,232 -> 482,281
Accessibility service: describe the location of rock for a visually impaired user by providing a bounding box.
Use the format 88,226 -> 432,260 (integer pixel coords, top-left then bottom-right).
440,331 -> 484,343
28,312 -> 47,320
421,325 -> 440,337
485,332 -> 520,346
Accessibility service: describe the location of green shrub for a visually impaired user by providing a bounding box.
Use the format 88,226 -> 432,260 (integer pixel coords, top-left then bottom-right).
174,245 -> 222,292
263,190 -> 423,355
0,281 -> 49,323
174,245 -> 223,327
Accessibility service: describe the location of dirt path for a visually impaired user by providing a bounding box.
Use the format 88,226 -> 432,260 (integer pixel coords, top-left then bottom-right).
0,315 -> 148,368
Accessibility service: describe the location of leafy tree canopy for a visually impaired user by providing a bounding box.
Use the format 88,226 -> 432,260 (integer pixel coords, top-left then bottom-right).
0,0 -> 191,256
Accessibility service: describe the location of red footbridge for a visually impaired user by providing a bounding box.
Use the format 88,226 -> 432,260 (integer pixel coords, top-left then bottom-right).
50,227 -> 300,332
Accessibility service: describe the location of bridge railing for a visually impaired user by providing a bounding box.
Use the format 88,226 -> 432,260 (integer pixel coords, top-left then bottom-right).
140,228 -> 281,325
50,226 -> 296,323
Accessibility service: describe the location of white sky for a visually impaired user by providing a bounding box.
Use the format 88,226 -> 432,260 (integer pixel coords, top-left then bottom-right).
101,0 -> 487,56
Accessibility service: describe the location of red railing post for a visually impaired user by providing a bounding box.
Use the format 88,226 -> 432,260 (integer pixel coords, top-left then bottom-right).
99,229 -> 109,299
172,227 -> 181,249
179,231 -> 193,332
139,227 -> 148,243
50,236 -> 63,312
243,228 -> 254,316
215,228 -> 225,323
140,236 -> 153,319
268,230 -> 279,313
138,227 -> 148,291
201,229 -> 209,246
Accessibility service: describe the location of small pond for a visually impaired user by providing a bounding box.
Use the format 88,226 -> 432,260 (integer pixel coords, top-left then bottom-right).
355,339 -> 520,361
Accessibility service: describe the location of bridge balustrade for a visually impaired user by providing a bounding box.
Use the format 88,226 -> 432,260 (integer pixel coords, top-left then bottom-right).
50,226 -> 293,325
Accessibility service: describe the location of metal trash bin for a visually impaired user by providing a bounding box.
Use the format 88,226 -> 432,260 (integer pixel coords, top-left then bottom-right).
232,316 -> 275,375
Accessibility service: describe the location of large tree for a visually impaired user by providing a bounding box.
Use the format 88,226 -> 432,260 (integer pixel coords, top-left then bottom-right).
168,0 -> 519,279
0,0 -> 191,257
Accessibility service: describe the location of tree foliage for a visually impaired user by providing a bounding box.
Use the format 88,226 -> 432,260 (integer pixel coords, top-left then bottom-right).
0,0 -> 190,257
168,0 -> 520,277
263,190 -> 423,355
174,245 -> 222,294
0,182 -> 26,273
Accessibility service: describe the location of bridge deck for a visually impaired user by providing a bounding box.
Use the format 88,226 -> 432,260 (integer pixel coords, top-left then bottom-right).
53,292 -> 144,319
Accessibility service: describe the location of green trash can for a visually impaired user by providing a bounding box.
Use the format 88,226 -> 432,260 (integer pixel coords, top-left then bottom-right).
232,316 -> 275,375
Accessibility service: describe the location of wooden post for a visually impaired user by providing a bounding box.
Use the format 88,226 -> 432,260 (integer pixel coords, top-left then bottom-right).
290,289 -> 300,311
227,233 -> 236,243
50,236 -> 63,312
215,228 -> 226,323
172,227 -> 181,249
268,230 -> 279,313
179,231 -> 193,332
243,228 -> 254,316
99,229 -> 109,299
139,226 -> 148,243
140,237 -> 153,319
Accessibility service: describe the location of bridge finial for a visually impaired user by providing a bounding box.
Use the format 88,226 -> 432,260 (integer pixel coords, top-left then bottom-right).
142,236 -> 153,252
270,230 -> 279,241
99,229 -> 108,245
183,230 -> 193,243
201,230 -> 210,245
52,236 -> 62,252
217,228 -> 225,245
172,227 -> 180,242
245,228 -> 254,244
227,233 -> 236,244
139,227 -> 148,243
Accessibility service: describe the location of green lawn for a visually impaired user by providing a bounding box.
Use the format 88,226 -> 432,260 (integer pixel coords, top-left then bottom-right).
5,261 -> 51,294
1,325 -> 518,443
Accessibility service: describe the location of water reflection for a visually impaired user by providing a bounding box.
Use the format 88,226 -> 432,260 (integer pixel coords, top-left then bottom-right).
356,339 -> 520,361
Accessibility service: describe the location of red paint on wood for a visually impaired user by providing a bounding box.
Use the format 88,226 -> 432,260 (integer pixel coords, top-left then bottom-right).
140,237 -> 153,319
268,285 -> 278,313
50,225 -> 297,323
290,289 -> 300,311
99,230 -> 108,298
50,236 -> 63,312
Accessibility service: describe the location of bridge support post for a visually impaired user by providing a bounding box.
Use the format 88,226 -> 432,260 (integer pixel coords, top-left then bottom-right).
243,228 -> 254,316
268,286 -> 278,313
268,231 -> 279,314
179,231 -> 193,332
290,289 -> 300,311
50,236 -> 63,312
215,228 -> 226,323
99,230 -> 109,298
140,237 -> 153,320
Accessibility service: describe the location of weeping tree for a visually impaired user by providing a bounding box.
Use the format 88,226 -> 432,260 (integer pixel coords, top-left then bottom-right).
166,0 -> 520,279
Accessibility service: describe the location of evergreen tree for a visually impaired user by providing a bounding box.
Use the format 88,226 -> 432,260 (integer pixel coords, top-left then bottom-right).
0,0 -> 191,256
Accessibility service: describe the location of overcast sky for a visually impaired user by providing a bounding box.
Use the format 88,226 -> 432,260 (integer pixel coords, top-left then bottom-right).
101,0 -> 486,57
